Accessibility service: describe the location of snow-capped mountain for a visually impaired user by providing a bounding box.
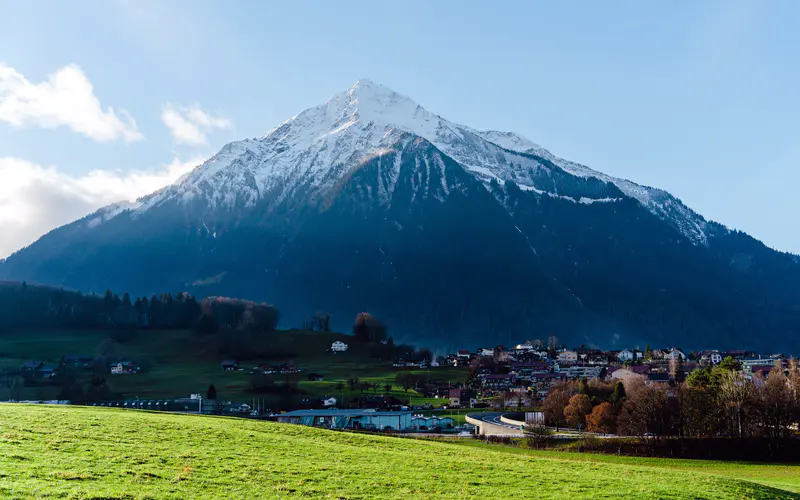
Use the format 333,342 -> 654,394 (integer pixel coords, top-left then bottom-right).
132,79 -> 705,241
2,80 -> 799,351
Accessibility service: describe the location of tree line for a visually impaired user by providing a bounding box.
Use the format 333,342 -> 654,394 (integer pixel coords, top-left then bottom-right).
540,357 -> 800,456
0,281 -> 279,334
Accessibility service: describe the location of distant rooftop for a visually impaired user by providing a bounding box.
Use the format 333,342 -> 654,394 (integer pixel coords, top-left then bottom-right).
279,409 -> 412,417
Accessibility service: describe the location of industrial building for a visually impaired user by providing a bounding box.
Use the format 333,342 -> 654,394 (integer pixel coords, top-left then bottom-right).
276,409 -> 412,431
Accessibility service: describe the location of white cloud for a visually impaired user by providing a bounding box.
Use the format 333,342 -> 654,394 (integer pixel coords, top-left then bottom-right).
0,63 -> 143,142
0,156 -> 204,258
161,103 -> 232,146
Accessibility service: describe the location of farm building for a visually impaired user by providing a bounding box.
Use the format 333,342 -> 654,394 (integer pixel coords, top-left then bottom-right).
330,341 -> 349,352
276,409 -> 412,431
220,360 -> 239,371
109,361 -> 139,375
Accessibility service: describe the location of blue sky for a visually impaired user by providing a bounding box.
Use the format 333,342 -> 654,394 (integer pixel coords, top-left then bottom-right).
1,0 -> 798,256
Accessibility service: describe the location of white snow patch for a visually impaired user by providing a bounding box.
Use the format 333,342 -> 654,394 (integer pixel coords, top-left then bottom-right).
579,197 -> 621,204
514,225 -> 538,256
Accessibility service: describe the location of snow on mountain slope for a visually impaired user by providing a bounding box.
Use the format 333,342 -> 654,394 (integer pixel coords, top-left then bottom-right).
472,129 -> 543,153
131,79 -> 706,243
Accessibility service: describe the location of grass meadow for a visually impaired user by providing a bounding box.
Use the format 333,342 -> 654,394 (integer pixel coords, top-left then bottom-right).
1,404 -> 799,499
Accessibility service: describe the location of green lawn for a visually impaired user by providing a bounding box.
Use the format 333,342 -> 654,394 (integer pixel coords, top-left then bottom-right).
450,440 -> 800,496
0,405 -> 798,499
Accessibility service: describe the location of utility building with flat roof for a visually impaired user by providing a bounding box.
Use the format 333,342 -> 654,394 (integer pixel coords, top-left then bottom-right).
276,409 -> 413,431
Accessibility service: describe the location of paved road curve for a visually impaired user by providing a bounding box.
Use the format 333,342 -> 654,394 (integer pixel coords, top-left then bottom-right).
468,412 -> 522,429
465,412 -> 525,436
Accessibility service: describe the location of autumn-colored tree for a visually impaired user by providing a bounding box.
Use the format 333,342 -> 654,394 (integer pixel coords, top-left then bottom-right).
353,312 -> 387,343
586,402 -> 616,434
677,384 -> 719,438
620,373 -> 647,397
617,385 -> 668,437
718,370 -> 756,439
586,379 -> 614,401
468,355 -> 496,379
669,355 -> 682,381
542,383 -> 573,428
563,394 -> 592,429
757,363 -> 794,441
787,357 -> 800,421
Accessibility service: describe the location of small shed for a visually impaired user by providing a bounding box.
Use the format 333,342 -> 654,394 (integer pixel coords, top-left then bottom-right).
220,360 -> 239,371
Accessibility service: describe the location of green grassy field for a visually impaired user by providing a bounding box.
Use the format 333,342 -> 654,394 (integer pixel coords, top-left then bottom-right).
0,329 -> 466,407
1,405 -> 798,499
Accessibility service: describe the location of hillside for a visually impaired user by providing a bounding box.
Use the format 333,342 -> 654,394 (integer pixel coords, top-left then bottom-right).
1,405 -> 798,499
0,327 -> 463,407
2,80 -> 800,351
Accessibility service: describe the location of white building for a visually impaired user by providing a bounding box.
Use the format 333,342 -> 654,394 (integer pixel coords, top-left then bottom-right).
557,350 -> 578,364
610,368 -> 647,382
331,341 -> 349,352
741,358 -> 776,371
617,349 -> 638,362
565,366 -> 602,380
667,348 -> 687,361
705,351 -> 723,365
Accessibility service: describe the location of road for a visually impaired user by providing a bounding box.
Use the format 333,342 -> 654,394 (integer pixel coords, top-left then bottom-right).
466,412 -> 622,439
465,412 -> 526,436
469,412 -> 523,429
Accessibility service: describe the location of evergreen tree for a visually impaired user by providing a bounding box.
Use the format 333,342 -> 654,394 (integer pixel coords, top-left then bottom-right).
719,356 -> 742,372
611,380 -> 626,406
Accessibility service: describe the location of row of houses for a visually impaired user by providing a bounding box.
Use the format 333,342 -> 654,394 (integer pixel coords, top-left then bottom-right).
220,360 -> 301,375
451,343 -> 781,368
447,342 -> 793,402
85,395 -> 251,414
19,358 -> 142,377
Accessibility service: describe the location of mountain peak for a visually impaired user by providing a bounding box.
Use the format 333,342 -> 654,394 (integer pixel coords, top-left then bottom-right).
134,80 -> 708,245
348,78 -> 401,99
335,78 -> 426,128
350,77 -> 380,91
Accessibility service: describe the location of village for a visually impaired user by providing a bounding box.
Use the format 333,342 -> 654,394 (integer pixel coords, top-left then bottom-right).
10,336 -> 792,436
440,340 -> 785,407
